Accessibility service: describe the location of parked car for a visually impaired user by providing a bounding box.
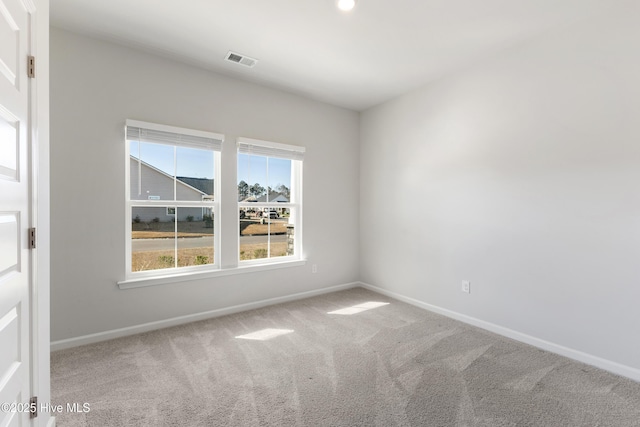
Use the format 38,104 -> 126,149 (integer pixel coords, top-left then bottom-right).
259,209 -> 279,218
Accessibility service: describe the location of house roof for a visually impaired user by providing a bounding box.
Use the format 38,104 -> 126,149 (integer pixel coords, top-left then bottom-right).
256,191 -> 288,203
177,177 -> 214,196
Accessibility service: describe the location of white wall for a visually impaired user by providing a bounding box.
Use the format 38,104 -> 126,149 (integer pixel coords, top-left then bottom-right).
50,28 -> 360,342
360,2 -> 640,373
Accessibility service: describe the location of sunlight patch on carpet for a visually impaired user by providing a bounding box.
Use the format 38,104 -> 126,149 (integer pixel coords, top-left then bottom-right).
235,328 -> 294,341
328,301 -> 390,315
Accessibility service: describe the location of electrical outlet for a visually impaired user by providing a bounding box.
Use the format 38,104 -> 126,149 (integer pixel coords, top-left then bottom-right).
461,280 -> 471,294
312,264 -> 318,273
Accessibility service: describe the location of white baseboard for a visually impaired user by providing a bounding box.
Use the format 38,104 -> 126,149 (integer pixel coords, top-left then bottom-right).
359,281 -> 640,383
51,282 -> 360,352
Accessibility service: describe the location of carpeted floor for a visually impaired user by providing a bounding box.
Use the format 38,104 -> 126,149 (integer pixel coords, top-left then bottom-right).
51,287 -> 640,426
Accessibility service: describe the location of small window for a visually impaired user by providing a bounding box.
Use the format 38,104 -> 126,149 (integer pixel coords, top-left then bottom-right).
126,120 -> 222,278
237,138 -> 304,264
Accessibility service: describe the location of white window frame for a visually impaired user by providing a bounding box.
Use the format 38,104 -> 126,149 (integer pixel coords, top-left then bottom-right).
237,137 -> 304,265
124,120 -> 223,281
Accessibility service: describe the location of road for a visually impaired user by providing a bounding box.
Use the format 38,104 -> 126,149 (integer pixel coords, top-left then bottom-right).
132,234 -> 287,251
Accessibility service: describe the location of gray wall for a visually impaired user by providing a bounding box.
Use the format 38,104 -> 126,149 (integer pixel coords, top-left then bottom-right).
50,28 -> 360,341
360,2 -> 640,371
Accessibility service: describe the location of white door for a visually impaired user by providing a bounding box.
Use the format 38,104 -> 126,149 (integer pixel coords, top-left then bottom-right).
0,0 -> 34,425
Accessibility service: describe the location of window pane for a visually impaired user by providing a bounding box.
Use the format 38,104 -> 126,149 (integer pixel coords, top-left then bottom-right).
176,146 -> 215,200
266,157 -> 292,202
273,208 -> 293,258
131,207 -> 177,271
239,211 -> 269,260
269,217 -> 289,258
176,208 -> 214,267
238,153 -> 267,201
130,141 -> 175,201
239,208 -> 293,261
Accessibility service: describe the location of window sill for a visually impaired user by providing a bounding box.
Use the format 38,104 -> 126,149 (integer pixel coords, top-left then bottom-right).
117,259 -> 307,290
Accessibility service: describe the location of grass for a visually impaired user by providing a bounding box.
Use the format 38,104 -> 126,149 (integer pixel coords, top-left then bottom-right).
132,242 -> 289,271
132,247 -> 213,272
239,242 -> 288,260
240,222 -> 288,235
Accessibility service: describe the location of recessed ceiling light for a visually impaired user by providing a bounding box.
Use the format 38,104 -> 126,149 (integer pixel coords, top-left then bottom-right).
337,0 -> 356,12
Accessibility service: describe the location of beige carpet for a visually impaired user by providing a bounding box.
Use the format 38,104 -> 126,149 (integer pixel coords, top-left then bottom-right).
51,288 -> 640,426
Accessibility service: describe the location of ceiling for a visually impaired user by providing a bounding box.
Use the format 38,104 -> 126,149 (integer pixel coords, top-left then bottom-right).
50,0 -> 615,111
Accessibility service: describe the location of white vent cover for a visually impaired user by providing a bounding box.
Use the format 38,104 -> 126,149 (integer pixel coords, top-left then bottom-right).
225,51 -> 258,68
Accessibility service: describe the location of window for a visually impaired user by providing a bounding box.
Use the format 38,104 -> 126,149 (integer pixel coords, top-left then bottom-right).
121,123 -> 305,288
238,137 -> 304,264
125,120 -> 222,279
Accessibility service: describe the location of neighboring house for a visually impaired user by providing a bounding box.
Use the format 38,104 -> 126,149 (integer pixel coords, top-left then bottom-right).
256,191 -> 289,203
239,192 -> 288,203
130,156 -> 212,222
258,191 -> 289,216
239,192 -> 289,216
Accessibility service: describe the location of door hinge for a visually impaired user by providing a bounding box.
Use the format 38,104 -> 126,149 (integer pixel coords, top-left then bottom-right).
30,396 -> 38,419
27,56 -> 35,78
28,228 -> 36,249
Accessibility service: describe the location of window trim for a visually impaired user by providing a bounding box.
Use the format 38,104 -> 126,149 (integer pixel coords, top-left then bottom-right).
124,120 -> 222,280
126,119 -> 224,150
238,137 -> 305,161
117,259 -> 307,289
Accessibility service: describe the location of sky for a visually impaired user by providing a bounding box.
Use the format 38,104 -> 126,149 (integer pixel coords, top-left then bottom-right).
237,153 -> 291,190
130,141 -> 291,189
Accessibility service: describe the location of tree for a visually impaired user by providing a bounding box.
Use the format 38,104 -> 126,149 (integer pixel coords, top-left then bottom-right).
250,183 -> 265,197
238,180 -> 249,199
276,184 -> 290,199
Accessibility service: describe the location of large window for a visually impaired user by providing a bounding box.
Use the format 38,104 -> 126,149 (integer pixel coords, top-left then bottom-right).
122,123 -> 305,286
125,120 -> 222,279
238,138 -> 304,264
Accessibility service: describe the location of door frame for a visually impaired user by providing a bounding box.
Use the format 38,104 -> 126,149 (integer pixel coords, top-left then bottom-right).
28,0 -> 51,425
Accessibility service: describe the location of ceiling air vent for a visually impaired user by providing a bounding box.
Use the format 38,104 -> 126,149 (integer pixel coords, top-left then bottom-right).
225,51 -> 258,68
